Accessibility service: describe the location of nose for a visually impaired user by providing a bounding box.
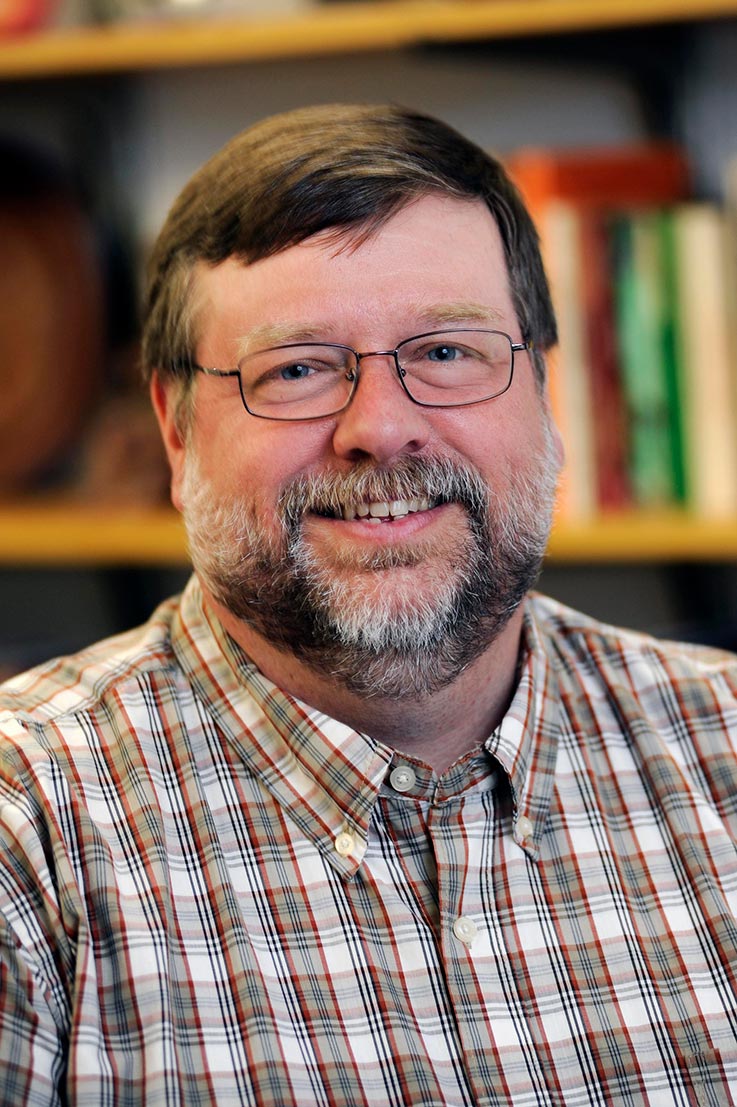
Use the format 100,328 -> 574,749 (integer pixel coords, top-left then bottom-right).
331,352 -> 432,464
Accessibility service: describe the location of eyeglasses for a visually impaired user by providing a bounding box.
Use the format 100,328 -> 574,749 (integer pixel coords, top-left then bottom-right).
192,329 -> 532,422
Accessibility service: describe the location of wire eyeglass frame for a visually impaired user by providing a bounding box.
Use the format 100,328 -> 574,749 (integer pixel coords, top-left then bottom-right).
191,328 -> 533,422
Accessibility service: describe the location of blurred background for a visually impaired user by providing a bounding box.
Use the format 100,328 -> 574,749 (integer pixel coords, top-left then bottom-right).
1,0 -> 737,676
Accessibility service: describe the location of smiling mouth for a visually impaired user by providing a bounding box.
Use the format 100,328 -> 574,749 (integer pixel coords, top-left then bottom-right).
316,496 -> 438,523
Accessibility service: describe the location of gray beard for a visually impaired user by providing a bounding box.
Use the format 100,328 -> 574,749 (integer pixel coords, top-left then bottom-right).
182,444 -> 558,699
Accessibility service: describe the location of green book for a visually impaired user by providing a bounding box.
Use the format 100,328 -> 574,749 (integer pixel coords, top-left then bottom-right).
657,210 -> 687,505
613,211 -> 682,507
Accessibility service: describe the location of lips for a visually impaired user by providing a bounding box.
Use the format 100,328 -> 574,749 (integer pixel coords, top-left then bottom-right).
281,454 -> 485,531
340,496 -> 436,521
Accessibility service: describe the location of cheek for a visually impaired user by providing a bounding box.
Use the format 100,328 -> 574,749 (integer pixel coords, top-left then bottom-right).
442,398 -> 556,492
198,422 -> 337,505
435,407 -> 520,471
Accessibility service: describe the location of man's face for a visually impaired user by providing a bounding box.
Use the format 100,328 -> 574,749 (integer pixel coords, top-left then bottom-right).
156,194 -> 562,697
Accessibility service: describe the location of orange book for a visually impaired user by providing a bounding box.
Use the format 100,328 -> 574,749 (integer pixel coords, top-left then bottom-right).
506,143 -> 690,216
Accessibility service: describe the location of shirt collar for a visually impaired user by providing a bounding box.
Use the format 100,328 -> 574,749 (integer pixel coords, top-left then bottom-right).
171,576 -> 392,879
171,577 -> 562,872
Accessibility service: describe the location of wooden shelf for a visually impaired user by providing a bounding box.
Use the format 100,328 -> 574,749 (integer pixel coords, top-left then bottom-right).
2,0 -> 737,79
548,511 -> 737,563
0,501 -> 735,566
0,503 -> 188,567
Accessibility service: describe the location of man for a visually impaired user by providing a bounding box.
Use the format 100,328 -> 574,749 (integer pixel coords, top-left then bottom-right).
1,104 -> 736,1106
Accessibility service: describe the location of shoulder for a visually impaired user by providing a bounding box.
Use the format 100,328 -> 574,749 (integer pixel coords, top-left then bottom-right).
526,593 -> 737,810
0,594 -> 192,855
0,593 -> 182,748
527,591 -> 737,691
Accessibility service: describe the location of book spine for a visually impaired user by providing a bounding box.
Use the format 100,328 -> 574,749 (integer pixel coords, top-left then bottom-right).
672,204 -> 737,518
613,211 -> 680,509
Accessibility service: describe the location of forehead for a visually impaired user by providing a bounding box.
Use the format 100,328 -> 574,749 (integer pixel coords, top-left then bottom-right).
193,195 -> 516,350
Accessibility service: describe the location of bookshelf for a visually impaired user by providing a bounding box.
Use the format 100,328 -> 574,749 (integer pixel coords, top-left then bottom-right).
0,502 -> 734,567
0,0 -> 736,80
2,0 -> 737,580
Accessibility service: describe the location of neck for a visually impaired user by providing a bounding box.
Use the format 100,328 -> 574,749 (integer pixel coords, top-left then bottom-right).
204,584 -> 524,774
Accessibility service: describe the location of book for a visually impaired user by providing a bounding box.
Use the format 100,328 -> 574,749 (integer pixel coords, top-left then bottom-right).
612,210 -> 683,509
506,143 -> 691,520
579,209 -> 631,511
540,201 -> 597,519
658,211 -> 688,505
671,203 -> 737,518
507,142 -> 690,219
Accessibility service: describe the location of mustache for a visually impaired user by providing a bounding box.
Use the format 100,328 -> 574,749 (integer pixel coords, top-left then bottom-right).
277,454 -> 491,528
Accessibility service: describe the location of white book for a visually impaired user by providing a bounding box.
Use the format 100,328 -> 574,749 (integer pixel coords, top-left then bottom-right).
673,203 -> 737,518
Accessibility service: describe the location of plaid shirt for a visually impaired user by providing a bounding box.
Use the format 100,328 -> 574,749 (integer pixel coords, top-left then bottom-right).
1,575 -> 736,1106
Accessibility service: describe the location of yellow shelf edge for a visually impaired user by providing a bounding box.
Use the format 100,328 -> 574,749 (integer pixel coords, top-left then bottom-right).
1,0 -> 737,79
1,502 -> 736,566
547,510 -> 737,563
0,503 -> 188,567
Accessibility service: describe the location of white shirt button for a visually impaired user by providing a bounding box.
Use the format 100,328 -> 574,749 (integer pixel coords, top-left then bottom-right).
334,831 -> 355,857
516,815 -> 534,842
389,765 -> 416,793
452,916 -> 478,947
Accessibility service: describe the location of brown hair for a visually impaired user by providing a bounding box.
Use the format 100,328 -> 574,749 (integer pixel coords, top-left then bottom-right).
141,103 -> 557,388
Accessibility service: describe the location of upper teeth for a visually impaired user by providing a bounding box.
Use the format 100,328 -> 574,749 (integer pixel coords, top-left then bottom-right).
341,497 -> 433,521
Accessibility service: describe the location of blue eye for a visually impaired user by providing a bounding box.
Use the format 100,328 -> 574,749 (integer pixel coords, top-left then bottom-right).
279,362 -> 315,381
427,344 -> 461,362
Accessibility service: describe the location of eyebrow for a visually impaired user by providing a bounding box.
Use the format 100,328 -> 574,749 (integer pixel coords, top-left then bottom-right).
235,302 -> 506,357
236,323 -> 327,356
418,301 -> 505,328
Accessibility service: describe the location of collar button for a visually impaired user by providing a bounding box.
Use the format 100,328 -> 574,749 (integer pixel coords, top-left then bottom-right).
389,765 -> 416,793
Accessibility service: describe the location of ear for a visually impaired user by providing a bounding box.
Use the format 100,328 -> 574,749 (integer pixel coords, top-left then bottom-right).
150,373 -> 189,512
